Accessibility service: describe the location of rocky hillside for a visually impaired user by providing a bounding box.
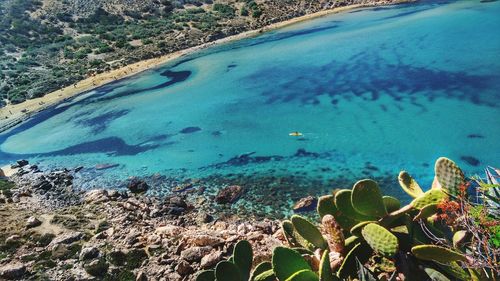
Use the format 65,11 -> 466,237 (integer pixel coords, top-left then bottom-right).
1,0 -> 397,106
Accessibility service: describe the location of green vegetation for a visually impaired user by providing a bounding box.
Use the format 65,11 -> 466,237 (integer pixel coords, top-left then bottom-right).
195,158 -> 500,280
0,0 -> 277,106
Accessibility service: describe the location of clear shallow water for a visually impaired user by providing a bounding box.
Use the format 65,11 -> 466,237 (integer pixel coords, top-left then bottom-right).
1,0 -> 499,206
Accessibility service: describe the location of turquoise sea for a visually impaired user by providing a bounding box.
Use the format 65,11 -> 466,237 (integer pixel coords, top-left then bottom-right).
1,0 -> 499,215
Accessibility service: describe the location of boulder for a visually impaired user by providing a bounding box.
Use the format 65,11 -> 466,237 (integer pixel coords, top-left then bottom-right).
293,196 -> 318,213
79,246 -> 99,261
0,263 -> 26,280
127,178 -> 149,194
26,216 -> 42,228
215,185 -> 244,204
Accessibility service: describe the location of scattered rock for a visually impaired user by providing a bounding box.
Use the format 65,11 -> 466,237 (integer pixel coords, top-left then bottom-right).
26,216 -> 42,228
79,246 -> 99,261
49,232 -> 84,248
200,251 -> 223,269
128,178 -> 149,194
14,160 -> 29,168
215,185 -> 243,204
85,189 -> 109,203
136,271 -> 148,281
84,258 -> 109,277
0,263 -> 26,280
293,196 -> 317,213
176,260 -> 194,276
197,212 -> 214,224
180,246 -> 213,262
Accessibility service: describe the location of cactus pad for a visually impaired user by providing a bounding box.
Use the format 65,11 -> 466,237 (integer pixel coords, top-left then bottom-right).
452,230 -> 469,248
284,269 -> 319,281
282,220 -> 299,247
195,270 -> 215,281
361,223 -> 399,257
250,262 -> 272,281
352,179 -> 388,217
215,261 -> 243,281
383,196 -> 401,213
411,245 -> 467,263
319,250 -> 337,281
414,203 -> 439,220
233,240 -> 253,280
253,269 -> 276,281
335,189 -> 375,221
318,195 -> 337,218
338,243 -> 373,279
424,267 -> 451,281
411,189 -> 447,210
435,157 -> 466,196
291,215 -> 328,250
398,171 -> 424,198
272,247 -> 311,281
350,221 -> 375,237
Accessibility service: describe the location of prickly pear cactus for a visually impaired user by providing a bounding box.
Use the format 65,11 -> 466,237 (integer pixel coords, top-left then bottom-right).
233,240 -> 253,280
253,269 -> 275,281
351,179 -> 387,217
250,262 -> 273,281
361,223 -> 399,257
318,195 -> 337,218
195,270 -> 215,281
272,247 -> 312,281
285,269 -> 319,281
282,220 -> 313,249
321,215 -> 345,254
398,171 -> 424,198
411,189 -> 447,210
335,189 -> 375,221
291,215 -> 328,250
215,261 -> 243,281
338,243 -> 373,279
350,221 -> 375,237
319,250 -> 338,281
382,196 -> 401,213
434,157 -> 466,196
411,245 -> 467,263
414,203 -> 439,220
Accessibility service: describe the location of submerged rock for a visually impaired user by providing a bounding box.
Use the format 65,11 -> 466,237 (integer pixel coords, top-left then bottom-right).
215,185 -> 244,204
180,127 -> 201,134
128,178 -> 149,193
293,196 -> 318,213
461,156 -> 480,166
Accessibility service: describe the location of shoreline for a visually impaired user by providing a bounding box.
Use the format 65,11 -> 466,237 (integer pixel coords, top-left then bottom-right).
0,1 -> 413,134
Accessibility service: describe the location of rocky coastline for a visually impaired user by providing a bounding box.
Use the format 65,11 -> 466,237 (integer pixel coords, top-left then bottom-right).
0,162 -> 286,280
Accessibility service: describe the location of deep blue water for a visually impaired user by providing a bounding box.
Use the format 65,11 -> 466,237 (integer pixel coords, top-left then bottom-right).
1,0 -> 499,213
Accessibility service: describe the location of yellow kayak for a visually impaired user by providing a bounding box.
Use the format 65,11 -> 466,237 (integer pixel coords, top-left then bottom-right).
289,131 -> 303,137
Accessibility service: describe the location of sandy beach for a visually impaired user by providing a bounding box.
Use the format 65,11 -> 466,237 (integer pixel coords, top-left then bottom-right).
0,2 -> 409,133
